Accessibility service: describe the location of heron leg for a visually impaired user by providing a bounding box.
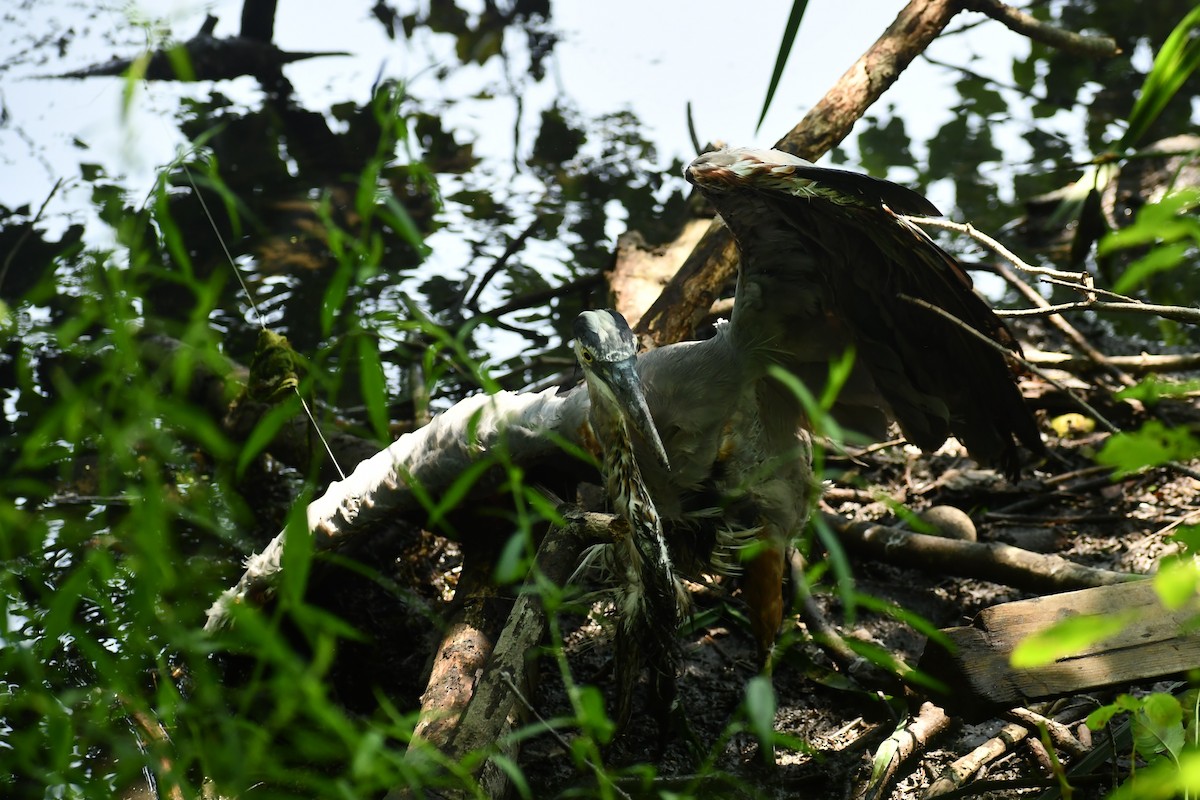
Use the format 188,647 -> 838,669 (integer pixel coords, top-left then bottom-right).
743,541 -> 785,672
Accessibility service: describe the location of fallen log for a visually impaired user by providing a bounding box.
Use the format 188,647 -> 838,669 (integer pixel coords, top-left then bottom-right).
824,513 -> 1138,593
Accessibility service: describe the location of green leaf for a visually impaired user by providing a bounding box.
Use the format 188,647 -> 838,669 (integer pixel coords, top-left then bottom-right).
280,502 -> 316,605
236,402 -> 298,476
429,456 -> 494,531
1095,420 -> 1200,476
1172,525 -> 1200,555
756,0 -> 810,135
382,194 -> 431,256
1116,376 -> 1200,405
1011,612 -> 1131,668
1133,693 -> 1184,760
1153,558 -> 1199,611
356,334 -> 390,443
744,675 -> 777,750
494,530 -> 530,585
575,685 -> 615,745
490,754 -> 533,800
165,43 -> 196,81
1113,240 -> 1192,294
1121,4 -> 1200,149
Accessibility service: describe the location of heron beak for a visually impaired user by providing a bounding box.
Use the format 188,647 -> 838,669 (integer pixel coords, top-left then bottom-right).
609,358 -> 671,472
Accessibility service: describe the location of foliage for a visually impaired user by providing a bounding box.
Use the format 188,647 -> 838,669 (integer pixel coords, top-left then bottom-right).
3,0 -> 1200,797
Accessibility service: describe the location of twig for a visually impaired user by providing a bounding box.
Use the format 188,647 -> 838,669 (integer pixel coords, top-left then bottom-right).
1006,707 -> 1088,759
901,216 -> 1087,282
1040,464 -> 1114,486
976,250 -> 1135,385
923,720 -> 1030,798
986,471 -> 1131,516
960,0 -> 1121,59
1000,299 -> 1200,325
462,213 -> 543,312
1037,276 -> 1140,303
909,216 -> 1158,385
905,290 -> 1200,482
1025,349 -> 1200,375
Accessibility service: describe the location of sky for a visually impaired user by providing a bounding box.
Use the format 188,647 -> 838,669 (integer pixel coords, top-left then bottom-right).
0,0 -> 1031,234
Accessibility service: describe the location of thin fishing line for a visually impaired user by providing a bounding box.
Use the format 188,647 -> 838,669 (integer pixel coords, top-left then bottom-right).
177,152 -> 347,480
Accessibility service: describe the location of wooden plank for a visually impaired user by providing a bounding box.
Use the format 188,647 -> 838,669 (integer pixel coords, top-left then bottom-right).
919,579 -> 1200,709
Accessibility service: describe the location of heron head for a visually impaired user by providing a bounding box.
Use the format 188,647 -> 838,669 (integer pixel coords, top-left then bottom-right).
573,310 -> 670,471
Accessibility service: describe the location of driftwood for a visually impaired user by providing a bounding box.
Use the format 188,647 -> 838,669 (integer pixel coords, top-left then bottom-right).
825,513 -> 1139,593
919,580 -> 1200,709
205,387 -> 589,630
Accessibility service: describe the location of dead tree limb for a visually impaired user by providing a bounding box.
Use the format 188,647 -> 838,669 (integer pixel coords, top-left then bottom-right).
824,513 -> 1139,593
960,0 -> 1121,59
205,387 -> 589,630
391,509 -> 612,800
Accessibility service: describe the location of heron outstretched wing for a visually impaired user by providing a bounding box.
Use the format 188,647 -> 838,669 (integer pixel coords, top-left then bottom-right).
686,147 -> 1043,475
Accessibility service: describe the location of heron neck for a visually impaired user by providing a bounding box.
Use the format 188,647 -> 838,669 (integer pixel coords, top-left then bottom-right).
601,419 -> 662,543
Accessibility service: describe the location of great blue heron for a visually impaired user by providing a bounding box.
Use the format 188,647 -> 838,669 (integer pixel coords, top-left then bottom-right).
571,309 -> 689,731
571,147 -> 1043,726
206,147 -> 1044,740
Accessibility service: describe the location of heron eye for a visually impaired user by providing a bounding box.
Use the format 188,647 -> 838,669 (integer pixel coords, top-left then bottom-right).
580,350 -> 594,363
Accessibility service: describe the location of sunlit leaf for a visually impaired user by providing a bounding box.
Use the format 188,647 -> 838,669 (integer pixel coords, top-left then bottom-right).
575,685 -> 615,745
356,334 -> 390,443
1121,4 -> 1200,149
1153,557 -> 1200,611
1116,376 -> 1200,405
1172,525 -> 1200,555
1010,612 -> 1131,668
1114,240 -> 1192,294
494,530 -> 531,585
165,44 -> 196,81
236,402 -> 299,476
1133,692 -> 1185,760
1095,420 -> 1200,476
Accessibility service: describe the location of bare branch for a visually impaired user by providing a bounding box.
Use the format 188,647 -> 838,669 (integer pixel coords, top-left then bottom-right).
961,0 -> 1121,59
1026,349 -> 1200,375
901,215 -> 1087,282
1000,299 -> 1200,325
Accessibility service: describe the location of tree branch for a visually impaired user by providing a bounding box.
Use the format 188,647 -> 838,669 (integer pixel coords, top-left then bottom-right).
960,0 -> 1121,59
